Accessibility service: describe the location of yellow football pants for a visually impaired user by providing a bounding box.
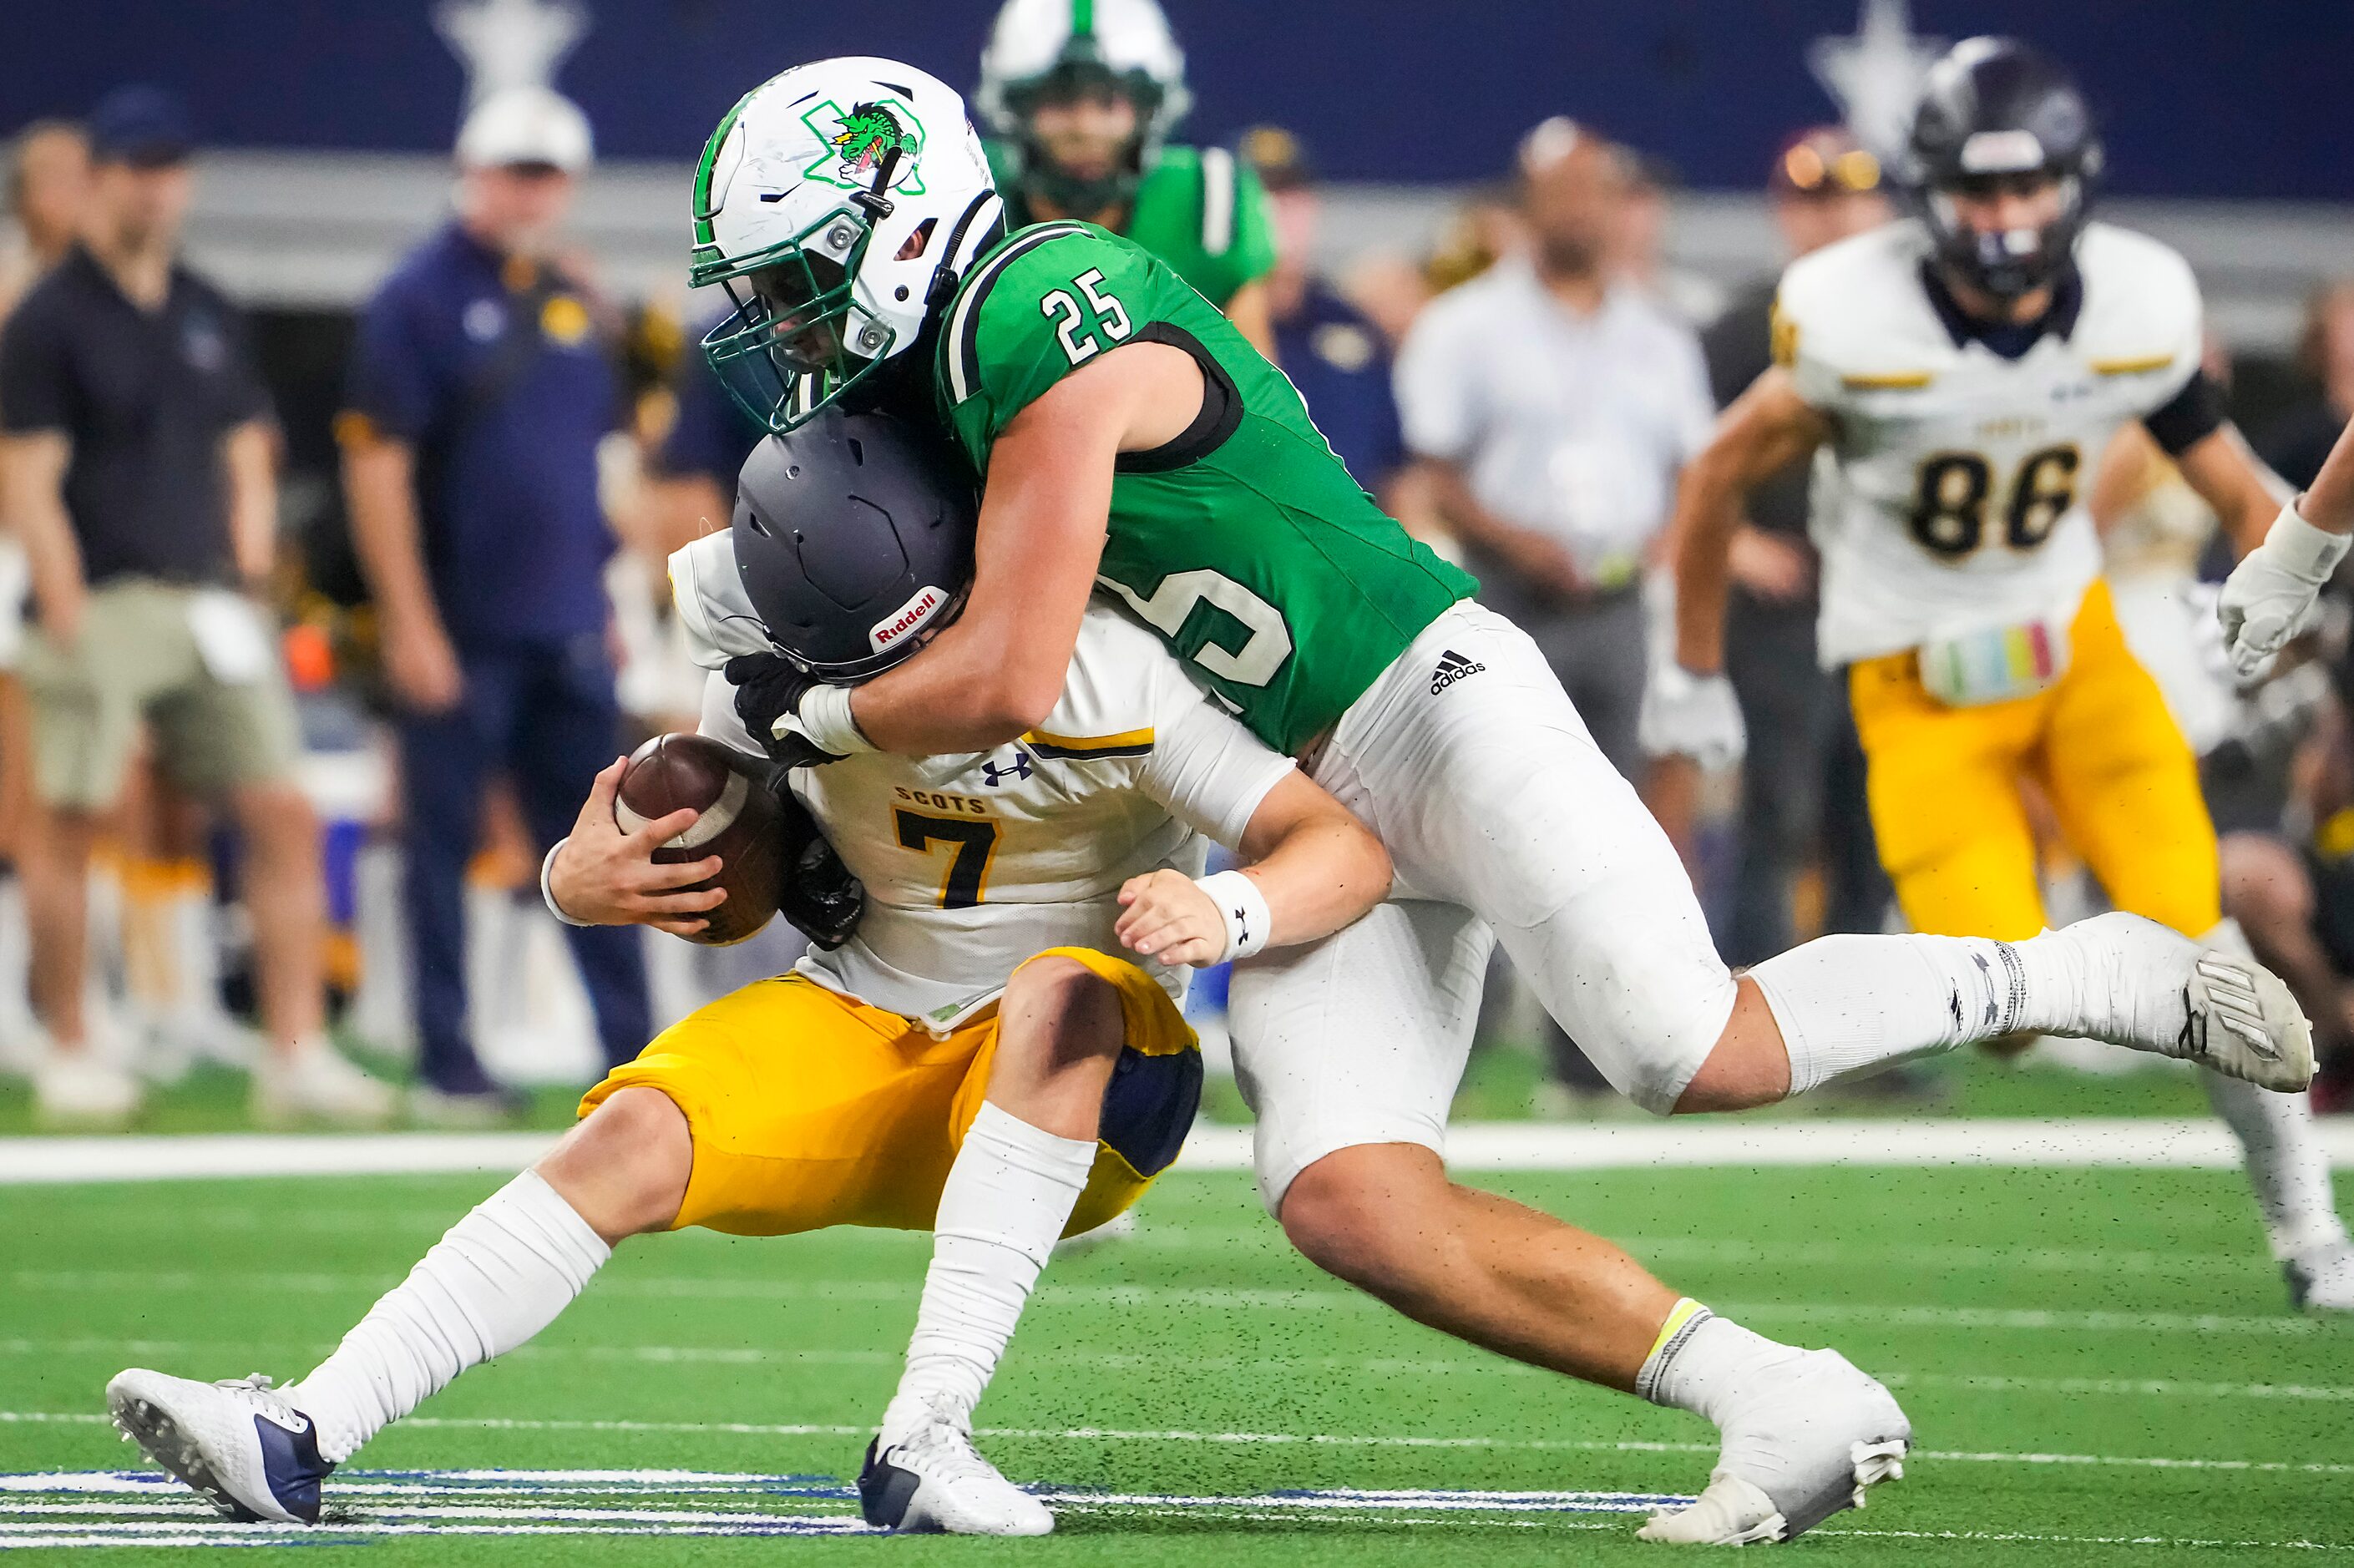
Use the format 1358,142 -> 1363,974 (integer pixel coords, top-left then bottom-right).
1847,579 -> 2220,943
578,947 -> 1198,1239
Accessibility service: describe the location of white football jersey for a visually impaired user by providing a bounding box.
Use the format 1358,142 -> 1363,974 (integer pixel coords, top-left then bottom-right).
1777,219 -> 2205,665
671,532 -> 1296,1030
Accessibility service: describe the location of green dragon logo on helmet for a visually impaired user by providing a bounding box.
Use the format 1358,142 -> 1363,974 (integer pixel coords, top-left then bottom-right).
799,99 -> 928,195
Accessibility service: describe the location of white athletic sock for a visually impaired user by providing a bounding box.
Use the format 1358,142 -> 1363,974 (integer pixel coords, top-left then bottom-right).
1634,1298 -> 1802,1423
2190,919 -> 2348,1259
288,1171 -> 609,1462
1750,930 -> 2101,1095
884,1101 -> 1095,1437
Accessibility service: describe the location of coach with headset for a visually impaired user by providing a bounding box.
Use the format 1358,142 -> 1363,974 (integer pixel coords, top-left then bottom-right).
339,86 -> 649,1119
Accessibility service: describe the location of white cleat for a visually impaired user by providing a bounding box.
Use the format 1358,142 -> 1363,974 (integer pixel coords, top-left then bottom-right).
251,1040 -> 397,1128
2287,1240 -> 2354,1313
33,1048 -> 141,1129
1638,1349 -> 1909,1545
2045,913 -> 2314,1092
858,1397 -> 1053,1535
105,1370 -> 335,1524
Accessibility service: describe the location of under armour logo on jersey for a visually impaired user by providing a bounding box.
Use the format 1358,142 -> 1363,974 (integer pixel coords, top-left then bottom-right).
1430,649 -> 1487,695
980,750 -> 1033,787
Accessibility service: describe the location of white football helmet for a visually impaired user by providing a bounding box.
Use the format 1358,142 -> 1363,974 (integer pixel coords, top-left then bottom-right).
691,57 -> 1004,432
976,0 -> 1191,212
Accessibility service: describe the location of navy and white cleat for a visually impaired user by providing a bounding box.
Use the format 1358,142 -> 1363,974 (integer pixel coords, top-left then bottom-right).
105,1370 -> 333,1524
858,1398 -> 1053,1535
1638,1348 -> 1910,1545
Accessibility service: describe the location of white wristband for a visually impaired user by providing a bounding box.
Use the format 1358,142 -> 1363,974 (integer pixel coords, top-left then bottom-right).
2270,498 -> 2353,584
540,839 -> 595,927
785,681 -> 878,757
1194,869 -> 1273,964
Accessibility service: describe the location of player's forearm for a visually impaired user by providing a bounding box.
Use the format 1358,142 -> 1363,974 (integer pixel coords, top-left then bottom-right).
1243,814 -> 1393,948
1668,370 -> 1827,672
848,605 -> 1073,753
342,440 -> 443,627
2303,419 -> 2354,535
1667,450 -> 1744,675
2177,426 -> 2292,556
849,394 -> 1114,754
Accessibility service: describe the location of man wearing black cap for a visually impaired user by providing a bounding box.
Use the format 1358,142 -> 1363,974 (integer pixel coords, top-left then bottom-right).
0,87 -> 390,1125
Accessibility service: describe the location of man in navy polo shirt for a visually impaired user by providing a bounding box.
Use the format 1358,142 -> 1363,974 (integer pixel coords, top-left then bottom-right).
340,86 -> 649,1118
1236,127 -> 1405,504
1,89 -> 392,1126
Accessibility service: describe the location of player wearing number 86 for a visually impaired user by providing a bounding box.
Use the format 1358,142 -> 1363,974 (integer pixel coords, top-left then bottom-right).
1658,34 -> 2287,941
1656,38 -> 2354,1316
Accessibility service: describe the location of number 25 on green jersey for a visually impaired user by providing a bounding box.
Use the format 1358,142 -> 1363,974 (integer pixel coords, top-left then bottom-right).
1041,269 -> 1133,366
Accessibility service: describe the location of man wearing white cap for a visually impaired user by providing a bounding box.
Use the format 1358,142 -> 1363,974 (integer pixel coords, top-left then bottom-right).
339,85 -> 651,1120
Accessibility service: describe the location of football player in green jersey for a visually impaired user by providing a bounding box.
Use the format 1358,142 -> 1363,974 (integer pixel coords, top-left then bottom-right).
975,0 -> 1276,355
690,58 -> 2313,1544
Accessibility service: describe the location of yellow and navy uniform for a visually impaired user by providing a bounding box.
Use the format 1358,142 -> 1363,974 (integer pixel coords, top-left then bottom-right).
1845,580 -> 2216,940
1776,219 -> 2228,940
579,539 -> 1298,1238
581,946 -> 1194,1238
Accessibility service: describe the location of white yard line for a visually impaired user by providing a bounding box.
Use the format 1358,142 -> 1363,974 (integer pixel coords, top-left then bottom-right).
8,1410 -> 2348,1475
13,1338 -> 2351,1402
48,1204 -> 2287,1283
8,1117 -> 2354,1185
4,1268 -> 2326,1334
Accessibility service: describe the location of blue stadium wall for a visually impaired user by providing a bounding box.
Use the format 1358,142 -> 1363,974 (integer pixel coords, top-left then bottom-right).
3,2 -> 2349,200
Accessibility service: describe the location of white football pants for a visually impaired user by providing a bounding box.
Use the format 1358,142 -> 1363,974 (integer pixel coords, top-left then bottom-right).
1230,602 -> 1738,1211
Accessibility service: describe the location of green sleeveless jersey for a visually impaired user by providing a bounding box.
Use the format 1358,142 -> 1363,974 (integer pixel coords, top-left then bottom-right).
983,141 -> 1274,310
933,222 -> 1476,754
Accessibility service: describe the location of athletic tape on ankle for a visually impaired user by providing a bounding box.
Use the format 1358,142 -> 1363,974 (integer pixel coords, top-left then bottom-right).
1635,1297 -> 1714,1404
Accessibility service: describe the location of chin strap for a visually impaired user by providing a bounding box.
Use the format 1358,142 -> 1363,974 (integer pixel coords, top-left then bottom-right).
853,139 -> 904,224
924,190 -> 1007,312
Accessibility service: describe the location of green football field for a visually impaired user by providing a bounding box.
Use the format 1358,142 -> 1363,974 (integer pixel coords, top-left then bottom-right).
5,1160 -> 2352,1564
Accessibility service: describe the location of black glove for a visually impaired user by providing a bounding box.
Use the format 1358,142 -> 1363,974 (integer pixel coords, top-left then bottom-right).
762,765 -> 864,950
726,652 -> 843,771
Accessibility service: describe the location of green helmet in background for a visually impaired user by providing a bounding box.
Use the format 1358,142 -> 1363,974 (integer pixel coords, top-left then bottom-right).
976,0 -> 1192,218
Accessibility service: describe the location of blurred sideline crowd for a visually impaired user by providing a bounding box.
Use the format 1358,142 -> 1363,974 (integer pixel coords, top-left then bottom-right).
2,7 -> 2352,1130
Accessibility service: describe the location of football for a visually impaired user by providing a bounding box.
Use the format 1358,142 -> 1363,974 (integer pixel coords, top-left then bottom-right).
614,732 -> 783,946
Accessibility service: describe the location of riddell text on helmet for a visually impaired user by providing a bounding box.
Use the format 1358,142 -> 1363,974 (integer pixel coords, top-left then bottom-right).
869,585 -> 947,652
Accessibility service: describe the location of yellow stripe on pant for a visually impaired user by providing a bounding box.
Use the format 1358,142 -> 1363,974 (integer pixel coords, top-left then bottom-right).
1846,578 -> 2220,943
579,948 -> 1198,1240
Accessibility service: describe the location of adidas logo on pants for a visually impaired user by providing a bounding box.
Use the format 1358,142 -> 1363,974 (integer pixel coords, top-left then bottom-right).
1430,649 -> 1487,694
